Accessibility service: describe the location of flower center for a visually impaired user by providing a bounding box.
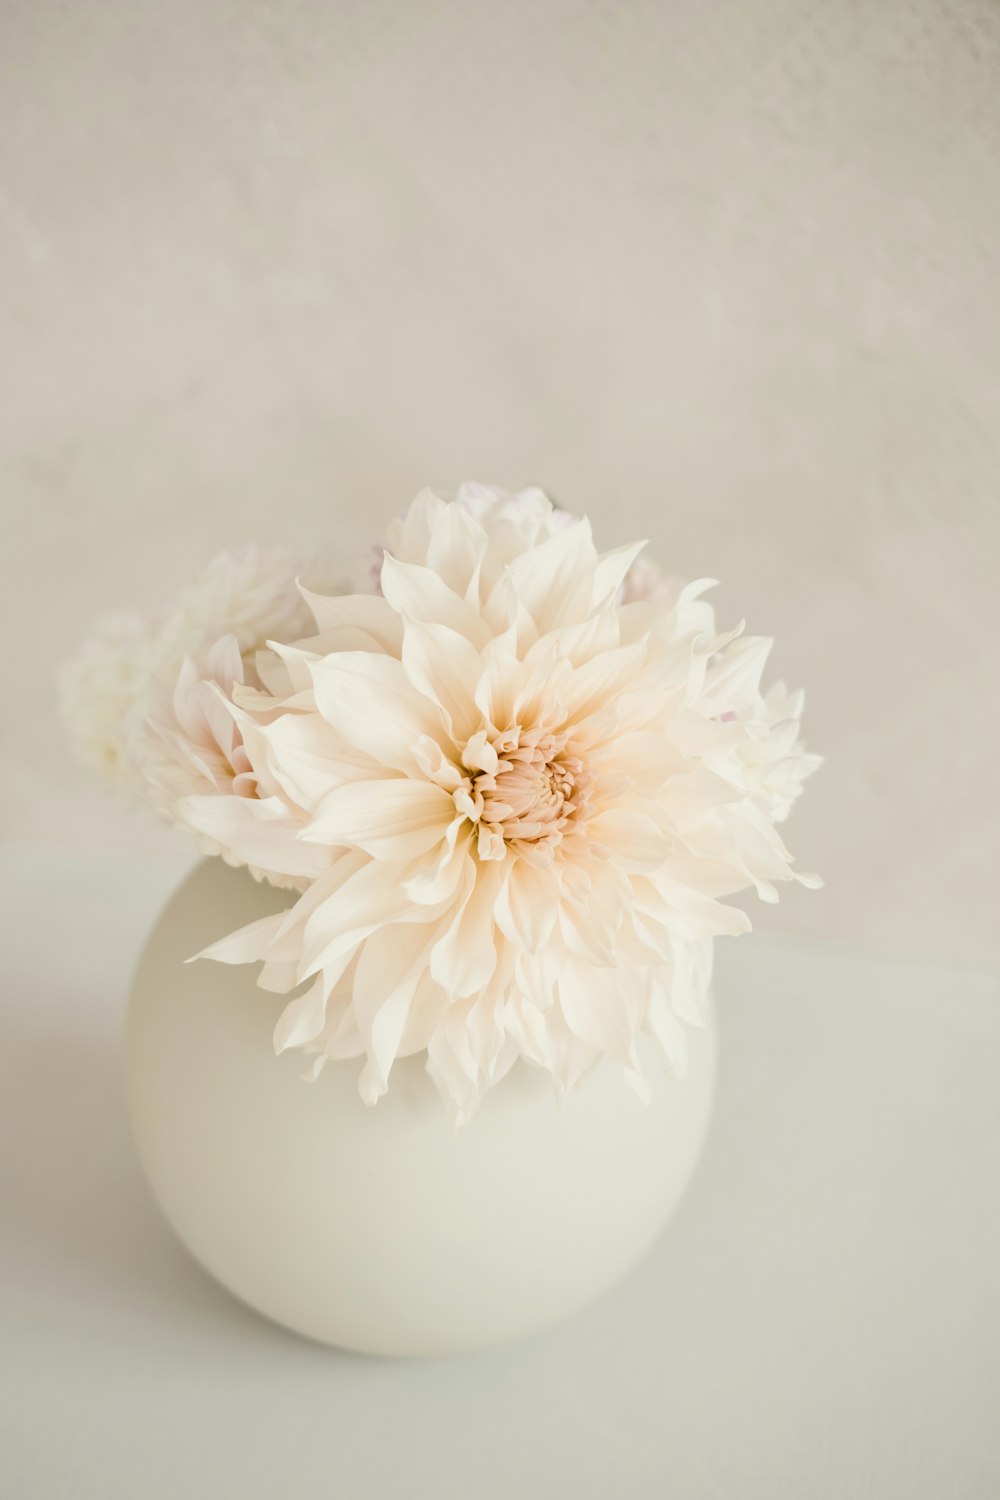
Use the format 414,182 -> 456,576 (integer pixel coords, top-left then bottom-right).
455,726 -> 590,863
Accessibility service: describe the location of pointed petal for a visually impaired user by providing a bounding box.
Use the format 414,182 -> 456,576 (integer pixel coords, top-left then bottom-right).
297,589 -> 404,654
401,618 -> 483,743
502,516 -> 598,635
592,539 -> 648,607
178,794 -> 333,880
190,909 -> 289,965
424,502 -> 489,596
429,861 -> 506,997
380,553 -> 491,647
310,651 -> 447,773
353,924 -> 435,1101
587,806 -> 669,873
274,976 -> 330,1052
494,857 -> 558,952
302,777 -> 453,860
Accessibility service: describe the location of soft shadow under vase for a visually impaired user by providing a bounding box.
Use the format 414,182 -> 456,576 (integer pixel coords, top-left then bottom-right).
126,860 -> 716,1356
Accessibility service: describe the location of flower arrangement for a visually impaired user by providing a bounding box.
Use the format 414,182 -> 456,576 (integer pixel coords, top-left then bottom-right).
63,484 -> 819,1123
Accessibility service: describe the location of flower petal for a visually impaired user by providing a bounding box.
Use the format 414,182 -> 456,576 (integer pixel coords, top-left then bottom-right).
592,539 -> 648,607
501,516 -> 598,635
429,860 -> 507,997
559,961 -> 640,1070
310,651 -> 447,772
178,793 -> 333,879
191,909 -> 289,965
302,777 -> 453,860
401,618 -> 483,743
380,553 -> 491,647
587,806 -> 670,873
273,976 -> 330,1053
298,589 -> 404,654
244,711 -> 369,811
494,857 -> 558,952
424,502 -> 488,597
352,923 -> 437,1102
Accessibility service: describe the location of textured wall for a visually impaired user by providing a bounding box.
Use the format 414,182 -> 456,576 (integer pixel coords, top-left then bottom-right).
2,0 -> 998,961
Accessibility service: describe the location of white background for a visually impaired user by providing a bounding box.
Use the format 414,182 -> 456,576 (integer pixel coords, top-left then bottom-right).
2,4 -> 998,950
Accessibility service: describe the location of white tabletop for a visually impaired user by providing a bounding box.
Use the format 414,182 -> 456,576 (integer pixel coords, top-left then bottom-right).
2,842 -> 998,1499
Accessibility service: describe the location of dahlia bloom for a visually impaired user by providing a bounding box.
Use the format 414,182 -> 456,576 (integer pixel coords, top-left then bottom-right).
193,487 -> 819,1120
58,611 -> 155,788
63,485 -> 818,1122
135,632 -> 331,889
62,543 -> 314,819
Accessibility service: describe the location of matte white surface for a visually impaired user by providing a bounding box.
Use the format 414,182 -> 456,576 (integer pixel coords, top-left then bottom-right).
2,0 -> 1000,963
2,841 -> 998,1496
127,860 -> 715,1355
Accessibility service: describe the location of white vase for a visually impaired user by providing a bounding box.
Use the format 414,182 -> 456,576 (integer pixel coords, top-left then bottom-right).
127,860 -> 716,1356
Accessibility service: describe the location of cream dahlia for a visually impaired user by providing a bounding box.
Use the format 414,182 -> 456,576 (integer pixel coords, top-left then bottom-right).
64,485 -> 818,1122
62,543 -> 316,837
58,610 -> 155,788
186,487 -> 820,1121
135,632 -> 331,889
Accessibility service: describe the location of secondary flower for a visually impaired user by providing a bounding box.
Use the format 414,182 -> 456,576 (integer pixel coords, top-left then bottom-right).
135,632 -> 331,889
189,487 -> 820,1121
58,611 -> 155,788
62,542 -> 315,819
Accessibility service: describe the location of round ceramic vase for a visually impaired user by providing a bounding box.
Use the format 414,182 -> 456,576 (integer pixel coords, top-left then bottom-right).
127,860 -> 716,1356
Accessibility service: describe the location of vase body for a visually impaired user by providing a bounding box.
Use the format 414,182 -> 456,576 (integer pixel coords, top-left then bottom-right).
127,860 -> 716,1356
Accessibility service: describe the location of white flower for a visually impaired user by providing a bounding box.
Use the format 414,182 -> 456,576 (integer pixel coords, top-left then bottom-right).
135,634 -> 330,889
450,480 -> 576,534
58,612 -> 154,789
61,545 -> 316,854
736,678 -> 822,826
451,482 -> 671,606
154,544 -> 313,666
199,488 -> 819,1122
